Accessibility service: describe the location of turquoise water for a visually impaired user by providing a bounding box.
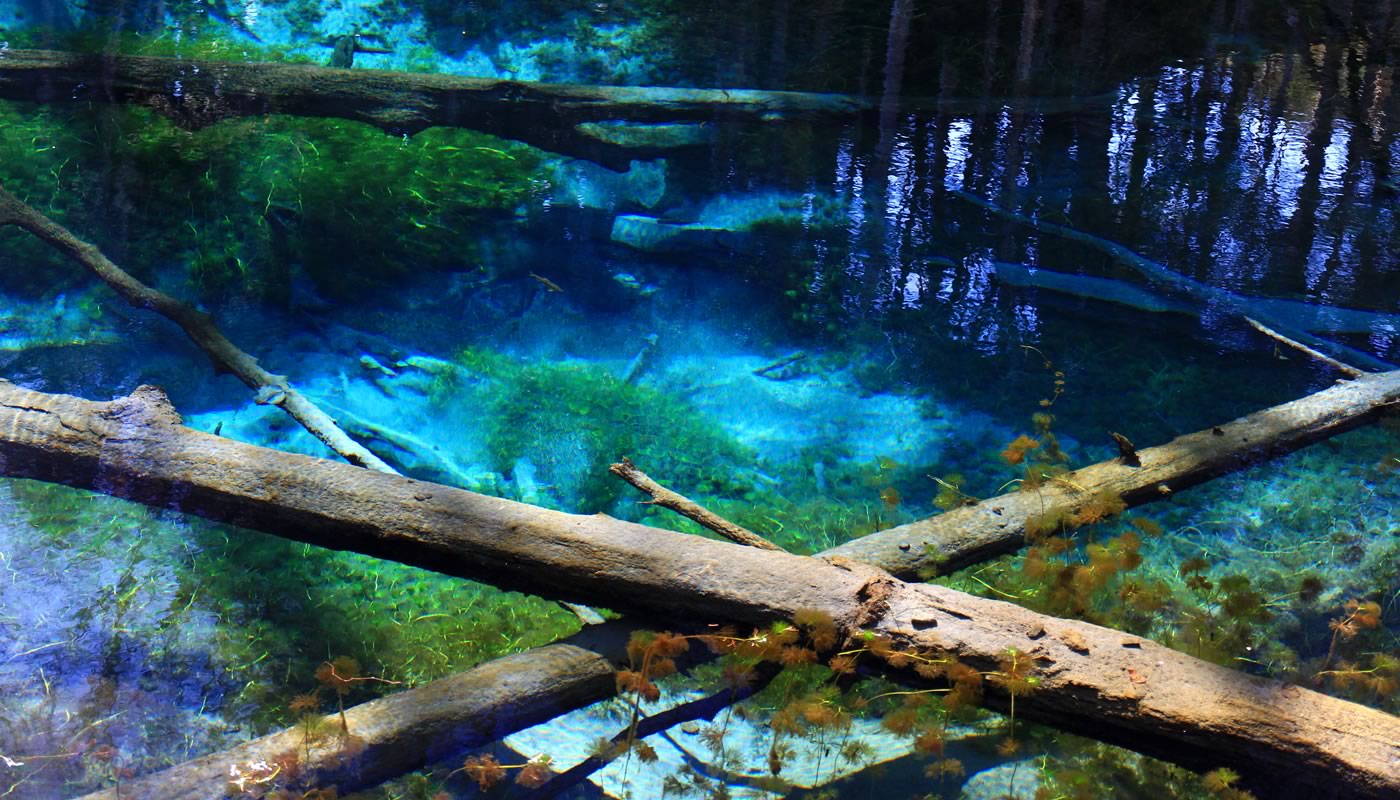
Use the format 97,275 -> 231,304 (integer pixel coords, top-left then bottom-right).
0,2 -> 1397,798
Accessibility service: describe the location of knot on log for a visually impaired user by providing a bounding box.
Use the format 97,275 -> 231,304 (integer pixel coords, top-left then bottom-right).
821,555 -> 900,632
102,384 -> 183,428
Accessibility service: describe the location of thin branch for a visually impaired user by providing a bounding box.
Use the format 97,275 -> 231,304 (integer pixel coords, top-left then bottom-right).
1244,316 -> 1366,378
0,183 -> 396,473
609,457 -> 785,551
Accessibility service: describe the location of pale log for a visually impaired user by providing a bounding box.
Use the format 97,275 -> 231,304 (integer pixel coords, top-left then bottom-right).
0,381 -> 1395,798
825,369 -> 1400,577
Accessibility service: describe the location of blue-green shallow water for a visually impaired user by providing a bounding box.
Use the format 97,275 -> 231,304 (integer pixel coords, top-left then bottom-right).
0,1 -> 1396,798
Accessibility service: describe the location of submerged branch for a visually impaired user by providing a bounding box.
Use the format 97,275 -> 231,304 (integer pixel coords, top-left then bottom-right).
609,456 -> 785,551
0,182 -> 396,473
1244,316 -> 1367,378
74,640 -> 618,800
952,190 -> 1396,372
0,380 -> 1396,799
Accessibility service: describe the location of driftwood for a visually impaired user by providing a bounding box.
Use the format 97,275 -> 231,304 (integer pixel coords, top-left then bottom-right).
0,381 -> 1396,798
609,457 -> 785,550
0,183 -> 395,473
824,368 -> 1400,578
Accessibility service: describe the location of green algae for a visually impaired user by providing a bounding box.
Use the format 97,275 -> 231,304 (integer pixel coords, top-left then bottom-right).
0,98 -> 544,302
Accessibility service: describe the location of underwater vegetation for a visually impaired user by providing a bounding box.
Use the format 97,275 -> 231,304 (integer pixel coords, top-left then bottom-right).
454,347 -> 757,515
0,99 -> 544,302
0,476 -> 579,798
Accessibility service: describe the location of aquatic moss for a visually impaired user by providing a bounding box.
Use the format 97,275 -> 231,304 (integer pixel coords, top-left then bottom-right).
0,98 -> 545,301
457,347 -> 755,513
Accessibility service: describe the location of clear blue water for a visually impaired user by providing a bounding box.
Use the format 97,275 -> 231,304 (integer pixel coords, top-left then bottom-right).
0,2 -> 1397,798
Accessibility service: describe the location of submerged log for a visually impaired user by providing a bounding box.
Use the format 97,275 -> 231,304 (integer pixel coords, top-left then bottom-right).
826,369 -> 1400,577
0,380 -> 1396,798
0,50 -> 1115,170
0,183 -> 395,474
953,191 -> 1396,372
0,48 -> 864,170
75,638 -> 618,800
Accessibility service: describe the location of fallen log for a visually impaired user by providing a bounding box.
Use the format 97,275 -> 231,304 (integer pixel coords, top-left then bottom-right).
73,368 -> 1400,797
0,380 -> 1396,798
0,48 -> 864,170
0,50 -> 1115,171
75,637 -> 618,800
0,182 -> 395,474
825,368 -> 1400,577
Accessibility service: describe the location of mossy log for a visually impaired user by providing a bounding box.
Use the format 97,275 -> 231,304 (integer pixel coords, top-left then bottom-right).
0,381 -> 1396,798
0,50 -> 1112,170
827,369 -> 1400,578
0,48 -> 866,170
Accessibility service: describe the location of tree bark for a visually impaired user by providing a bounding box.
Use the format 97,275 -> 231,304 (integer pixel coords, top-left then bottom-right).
0,380 -> 1396,798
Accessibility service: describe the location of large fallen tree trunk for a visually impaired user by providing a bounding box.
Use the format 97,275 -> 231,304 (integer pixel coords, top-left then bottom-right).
826,369 -> 1400,577
0,380 -> 1396,798
0,50 -> 1112,170
72,369 -> 1400,798
0,48 -> 865,169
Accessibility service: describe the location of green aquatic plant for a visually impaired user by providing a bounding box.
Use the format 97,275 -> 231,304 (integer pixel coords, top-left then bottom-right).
0,97 -> 544,302
457,347 -> 755,513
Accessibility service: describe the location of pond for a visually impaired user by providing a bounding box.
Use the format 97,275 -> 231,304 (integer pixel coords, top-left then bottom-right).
0,1 -> 1396,798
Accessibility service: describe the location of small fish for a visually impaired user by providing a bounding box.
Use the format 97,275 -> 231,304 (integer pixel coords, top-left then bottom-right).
879,487 -> 902,508
530,273 -> 564,293
877,456 -> 900,471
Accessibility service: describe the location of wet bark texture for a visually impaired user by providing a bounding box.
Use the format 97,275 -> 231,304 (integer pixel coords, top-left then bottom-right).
0,380 -> 1396,799
827,369 -> 1400,577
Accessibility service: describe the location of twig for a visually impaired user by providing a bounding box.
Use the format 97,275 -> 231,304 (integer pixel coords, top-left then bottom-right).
752,351 -> 806,379
621,333 -> 659,385
0,183 -> 397,473
1244,317 -> 1366,378
609,457 -> 785,551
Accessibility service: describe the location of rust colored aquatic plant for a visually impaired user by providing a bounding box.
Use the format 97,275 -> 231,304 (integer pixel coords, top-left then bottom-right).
454,752 -> 553,791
